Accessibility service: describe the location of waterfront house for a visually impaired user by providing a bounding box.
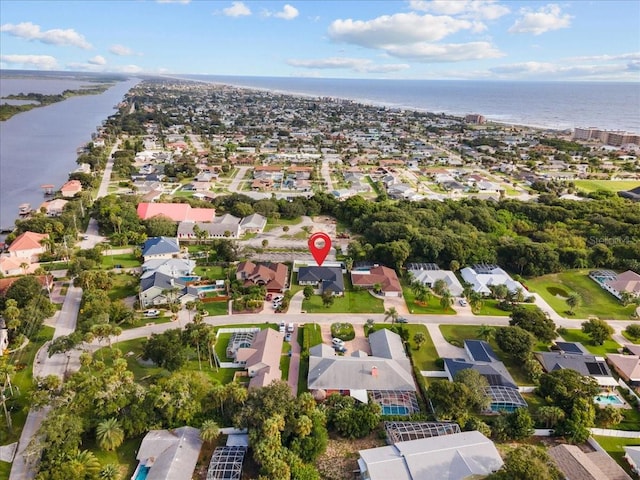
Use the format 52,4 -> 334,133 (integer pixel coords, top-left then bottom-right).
60,180 -> 82,197
7,231 -> 49,263
38,198 -> 68,217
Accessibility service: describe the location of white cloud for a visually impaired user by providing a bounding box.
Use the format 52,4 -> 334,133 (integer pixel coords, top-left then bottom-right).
274,4 -> 299,20
1,54 -> 58,70
509,4 -> 572,35
287,57 -> 410,73
0,22 -> 92,49
385,41 -> 504,62
328,12 -> 473,47
223,2 -> 251,17
568,52 -> 640,62
109,44 -> 135,56
409,0 -> 510,20
88,55 -> 106,65
489,60 -> 632,80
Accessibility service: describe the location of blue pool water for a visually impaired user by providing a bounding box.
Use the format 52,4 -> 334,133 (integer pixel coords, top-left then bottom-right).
594,394 -> 624,406
382,405 -> 410,415
134,465 -> 150,480
180,276 -> 200,283
197,285 -> 218,292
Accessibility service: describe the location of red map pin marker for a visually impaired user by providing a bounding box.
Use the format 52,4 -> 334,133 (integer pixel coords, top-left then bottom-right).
308,232 -> 331,267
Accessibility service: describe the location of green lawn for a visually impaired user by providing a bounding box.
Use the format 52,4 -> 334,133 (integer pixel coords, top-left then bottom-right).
402,283 -> 455,315
194,265 -> 226,280
474,300 -> 538,316
525,269 -> 637,320
592,435 -> 640,477
302,279 -> 384,313
202,301 -> 229,316
88,435 -> 141,480
574,180 -> 640,193
280,342 -> 291,380
264,216 -> 303,232
0,461 -> 10,480
622,331 -> 640,344
3,326 -> 55,444
107,273 -> 138,301
100,252 -> 141,269
439,325 -> 537,385
560,329 -> 621,355
371,323 -> 440,371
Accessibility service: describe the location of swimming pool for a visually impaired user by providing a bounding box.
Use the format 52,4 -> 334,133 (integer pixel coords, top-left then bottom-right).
179,276 -> 200,283
197,285 -> 218,293
594,394 -> 625,406
382,405 -> 410,415
132,465 -> 150,480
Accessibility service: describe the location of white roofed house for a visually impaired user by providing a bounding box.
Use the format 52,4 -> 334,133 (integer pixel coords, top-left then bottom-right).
407,263 -> 464,297
239,213 -> 267,234
460,264 -> 525,296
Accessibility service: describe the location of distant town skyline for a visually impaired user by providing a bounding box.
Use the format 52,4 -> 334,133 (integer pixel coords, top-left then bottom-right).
1,0 -> 639,81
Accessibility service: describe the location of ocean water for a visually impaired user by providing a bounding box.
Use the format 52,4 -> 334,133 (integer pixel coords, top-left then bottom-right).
180,75 -> 640,133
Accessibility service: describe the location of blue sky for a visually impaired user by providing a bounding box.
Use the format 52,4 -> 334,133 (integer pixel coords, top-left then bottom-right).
1,0 -> 639,81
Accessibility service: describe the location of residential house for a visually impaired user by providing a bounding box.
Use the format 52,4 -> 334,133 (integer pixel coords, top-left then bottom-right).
443,340 -> 527,412
60,179 -> 82,197
460,264 -> 525,295
0,256 -> 32,276
298,266 -> 345,295
548,444 -> 631,480
0,275 -> 53,298
141,237 -> 181,262
351,265 -> 402,297
619,185 -> 640,201
407,263 -> 464,297
308,329 -> 418,411
239,213 -> 267,234
141,258 -> 196,280
236,261 -> 288,293
624,446 -> 640,475
38,198 -> 68,217
7,231 -> 49,261
132,426 -> 203,480
589,270 -> 640,300
137,202 -> 216,223
606,349 -> 640,389
139,271 -> 198,308
234,328 -> 284,389
357,430 -> 503,480
534,342 -> 617,387
178,220 -> 240,240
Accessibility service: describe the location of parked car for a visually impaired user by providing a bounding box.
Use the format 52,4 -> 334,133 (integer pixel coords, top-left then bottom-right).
459,299 -> 468,306
332,338 -> 344,346
397,317 -> 408,323
285,333 -> 292,342
144,309 -> 160,317
287,323 -> 295,333
333,345 -> 347,353
273,295 -> 284,302
279,322 -> 286,333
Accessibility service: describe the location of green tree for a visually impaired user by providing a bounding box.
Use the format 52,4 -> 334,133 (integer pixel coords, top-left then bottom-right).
477,324 -> 495,342
96,417 -> 124,451
487,445 -> 563,480
142,329 -> 187,370
538,369 -> 599,413
383,306 -> 399,323
581,317 -> 613,346
625,323 -> 640,340
200,419 -> 220,444
566,291 -> 581,314
505,408 -> 534,440
509,306 -> 557,343
303,285 -> 314,299
439,291 -> 453,311
495,326 -> 535,361
596,405 -> 623,428
453,368 -> 491,412
99,464 -> 119,480
413,332 -> 426,350
536,406 -> 566,429
321,290 -> 334,308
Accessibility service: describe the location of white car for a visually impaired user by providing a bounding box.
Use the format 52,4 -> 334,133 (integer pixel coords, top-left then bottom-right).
459,299 -> 468,307
332,338 -> 344,347
144,309 -> 160,317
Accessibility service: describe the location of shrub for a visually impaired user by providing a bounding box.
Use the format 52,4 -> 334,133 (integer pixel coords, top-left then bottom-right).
331,322 -> 355,341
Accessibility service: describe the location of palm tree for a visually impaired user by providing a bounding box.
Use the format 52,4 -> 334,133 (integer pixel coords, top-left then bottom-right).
432,279 -> 447,296
200,419 -> 220,445
566,292 -> 581,314
383,307 -> 399,324
440,291 -> 453,311
68,449 -> 101,479
96,417 -> 124,451
477,324 -> 495,342
99,464 -> 119,480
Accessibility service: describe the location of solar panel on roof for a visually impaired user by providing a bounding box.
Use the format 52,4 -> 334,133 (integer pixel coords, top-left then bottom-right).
586,362 -> 608,376
554,342 -> 584,354
466,340 -> 495,362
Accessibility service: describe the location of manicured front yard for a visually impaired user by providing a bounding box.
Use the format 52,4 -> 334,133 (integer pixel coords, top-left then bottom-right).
560,329 -> 621,355
592,435 -> 640,477
100,252 -> 141,269
0,461 -> 10,480
439,324 -> 538,385
525,269 -> 636,320
202,301 -> 229,316
370,323 -> 440,371
302,280 -> 385,313
402,282 -> 455,315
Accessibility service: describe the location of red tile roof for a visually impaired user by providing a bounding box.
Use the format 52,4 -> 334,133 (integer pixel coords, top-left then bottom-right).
8,232 -> 49,253
351,265 -> 402,293
137,203 -> 215,222
236,261 -> 288,292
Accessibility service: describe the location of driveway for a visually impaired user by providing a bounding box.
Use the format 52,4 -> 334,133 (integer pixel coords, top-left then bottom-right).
426,324 -> 466,359
382,295 -> 410,315
287,324 -> 301,395
320,322 -> 371,355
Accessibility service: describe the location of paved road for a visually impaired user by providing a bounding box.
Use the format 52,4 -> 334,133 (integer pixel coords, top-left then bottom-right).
10,286 -> 82,480
320,160 -> 334,192
227,166 -> 250,193
96,139 -> 121,198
